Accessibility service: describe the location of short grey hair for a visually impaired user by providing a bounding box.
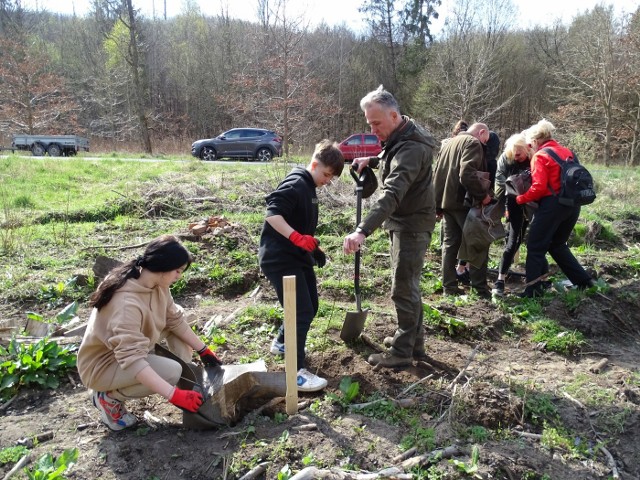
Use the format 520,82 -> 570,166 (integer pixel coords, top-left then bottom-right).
360,85 -> 400,113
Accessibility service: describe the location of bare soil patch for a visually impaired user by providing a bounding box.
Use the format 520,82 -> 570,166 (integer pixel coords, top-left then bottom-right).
2,229 -> 640,479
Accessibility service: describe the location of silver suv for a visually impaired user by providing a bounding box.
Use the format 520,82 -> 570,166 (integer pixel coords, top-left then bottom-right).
191,128 -> 282,162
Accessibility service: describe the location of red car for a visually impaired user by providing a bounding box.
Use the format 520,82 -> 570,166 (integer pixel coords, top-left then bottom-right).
338,133 -> 382,161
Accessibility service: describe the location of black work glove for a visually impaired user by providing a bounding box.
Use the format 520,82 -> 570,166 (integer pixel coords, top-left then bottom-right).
312,247 -> 326,268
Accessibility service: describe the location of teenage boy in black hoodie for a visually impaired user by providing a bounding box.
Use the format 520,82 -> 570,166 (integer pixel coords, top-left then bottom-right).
259,139 -> 344,392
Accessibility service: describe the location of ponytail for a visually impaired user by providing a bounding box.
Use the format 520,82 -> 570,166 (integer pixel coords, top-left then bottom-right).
89,260 -> 141,309
89,234 -> 193,310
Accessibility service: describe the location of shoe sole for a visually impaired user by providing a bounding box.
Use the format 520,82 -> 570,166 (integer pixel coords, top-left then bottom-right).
297,381 -> 328,393
92,393 -> 136,432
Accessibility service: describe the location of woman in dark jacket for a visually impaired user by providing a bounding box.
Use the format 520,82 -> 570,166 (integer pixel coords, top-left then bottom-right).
491,133 -> 533,296
515,119 -> 595,297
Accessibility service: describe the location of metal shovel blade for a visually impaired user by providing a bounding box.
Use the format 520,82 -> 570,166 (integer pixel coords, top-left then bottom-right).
340,307 -> 369,342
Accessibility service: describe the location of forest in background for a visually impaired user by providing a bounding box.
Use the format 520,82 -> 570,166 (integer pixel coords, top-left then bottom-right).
0,0 -> 639,165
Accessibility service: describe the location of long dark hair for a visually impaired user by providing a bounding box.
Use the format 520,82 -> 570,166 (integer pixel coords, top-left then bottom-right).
90,235 -> 193,310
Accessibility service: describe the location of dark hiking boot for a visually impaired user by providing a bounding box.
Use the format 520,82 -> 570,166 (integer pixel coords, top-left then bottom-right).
520,282 -> 545,298
367,352 -> 412,368
383,336 -> 427,359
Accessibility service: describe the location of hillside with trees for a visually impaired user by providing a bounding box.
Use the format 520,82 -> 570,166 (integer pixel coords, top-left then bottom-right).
0,0 -> 639,163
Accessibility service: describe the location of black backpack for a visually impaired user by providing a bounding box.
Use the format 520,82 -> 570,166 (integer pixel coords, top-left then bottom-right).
543,148 -> 596,207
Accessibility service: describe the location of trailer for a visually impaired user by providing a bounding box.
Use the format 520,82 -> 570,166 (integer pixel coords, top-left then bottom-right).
10,134 -> 90,157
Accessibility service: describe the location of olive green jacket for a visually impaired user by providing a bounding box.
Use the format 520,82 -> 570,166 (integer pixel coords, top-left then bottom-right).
433,132 -> 489,212
358,116 -> 437,235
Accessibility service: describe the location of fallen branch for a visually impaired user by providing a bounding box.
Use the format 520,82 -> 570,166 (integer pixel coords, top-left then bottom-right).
522,273 -> 550,289
400,445 -> 460,470
448,345 -> 479,390
349,397 -> 418,411
391,447 -> 417,463
562,391 -> 586,410
399,374 -> 433,397
2,453 -> 32,480
0,394 -> 18,412
81,239 -> 152,251
589,358 -> 609,374
238,461 -> 270,480
291,423 -> 317,432
185,196 -> 219,202
289,466 -> 411,479
359,333 -> 384,353
217,306 -> 245,327
599,445 -> 620,479
17,431 -> 54,448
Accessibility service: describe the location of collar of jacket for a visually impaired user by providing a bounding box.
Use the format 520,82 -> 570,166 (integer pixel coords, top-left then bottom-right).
381,116 -> 411,149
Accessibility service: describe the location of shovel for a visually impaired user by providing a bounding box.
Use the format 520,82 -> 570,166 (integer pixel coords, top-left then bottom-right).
340,167 -> 370,342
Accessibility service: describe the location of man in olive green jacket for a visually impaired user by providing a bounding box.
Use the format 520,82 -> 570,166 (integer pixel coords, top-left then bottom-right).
433,123 -> 493,297
343,85 -> 436,368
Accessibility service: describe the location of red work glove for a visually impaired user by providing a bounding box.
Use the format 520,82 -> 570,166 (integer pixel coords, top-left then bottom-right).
289,231 -> 319,252
169,388 -> 203,412
198,346 -> 223,366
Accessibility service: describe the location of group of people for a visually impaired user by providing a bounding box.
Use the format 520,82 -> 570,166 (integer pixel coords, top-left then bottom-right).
78,85 -> 596,432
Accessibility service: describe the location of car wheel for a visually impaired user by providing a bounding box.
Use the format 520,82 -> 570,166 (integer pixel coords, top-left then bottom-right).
255,148 -> 272,162
201,146 -> 217,161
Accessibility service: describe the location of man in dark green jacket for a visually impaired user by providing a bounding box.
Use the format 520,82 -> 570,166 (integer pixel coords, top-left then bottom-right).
343,85 -> 437,368
433,123 -> 493,297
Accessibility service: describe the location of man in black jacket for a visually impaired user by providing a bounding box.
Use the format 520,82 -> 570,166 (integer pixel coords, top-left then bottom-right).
343,85 -> 437,368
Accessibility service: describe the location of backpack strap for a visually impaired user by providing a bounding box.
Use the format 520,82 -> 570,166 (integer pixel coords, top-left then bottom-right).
542,147 -> 566,196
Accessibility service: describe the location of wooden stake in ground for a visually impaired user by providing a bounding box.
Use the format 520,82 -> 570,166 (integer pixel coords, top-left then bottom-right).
283,275 -> 298,415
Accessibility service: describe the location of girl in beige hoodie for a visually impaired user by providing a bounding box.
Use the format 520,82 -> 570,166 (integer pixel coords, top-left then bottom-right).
78,235 -> 221,431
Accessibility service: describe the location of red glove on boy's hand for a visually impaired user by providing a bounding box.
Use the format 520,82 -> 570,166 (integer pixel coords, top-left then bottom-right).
198,346 -> 223,367
169,388 -> 203,412
289,231 -> 319,252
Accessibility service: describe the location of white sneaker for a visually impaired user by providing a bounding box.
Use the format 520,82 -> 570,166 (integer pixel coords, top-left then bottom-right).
270,338 -> 285,355
270,338 -> 307,356
296,368 -> 327,392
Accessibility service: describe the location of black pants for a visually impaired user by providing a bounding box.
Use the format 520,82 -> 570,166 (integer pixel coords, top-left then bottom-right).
524,195 -> 591,294
264,266 -> 318,370
499,198 -> 529,275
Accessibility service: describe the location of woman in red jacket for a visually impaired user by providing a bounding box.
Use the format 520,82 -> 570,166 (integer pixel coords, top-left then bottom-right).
515,119 -> 595,297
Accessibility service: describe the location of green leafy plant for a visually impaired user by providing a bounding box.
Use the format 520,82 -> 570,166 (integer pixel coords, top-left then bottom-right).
522,390 -> 559,425
276,464 -> 291,480
0,338 -> 77,400
0,445 -> 29,464
449,444 -> 481,477
423,304 -> 466,336
400,426 -> 435,451
531,319 -> 585,355
23,448 -> 78,480
467,425 -> 489,443
301,452 -> 315,466
327,376 -> 360,407
26,301 -> 78,327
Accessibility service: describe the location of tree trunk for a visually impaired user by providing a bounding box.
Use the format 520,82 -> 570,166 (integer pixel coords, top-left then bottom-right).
125,0 -> 152,154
